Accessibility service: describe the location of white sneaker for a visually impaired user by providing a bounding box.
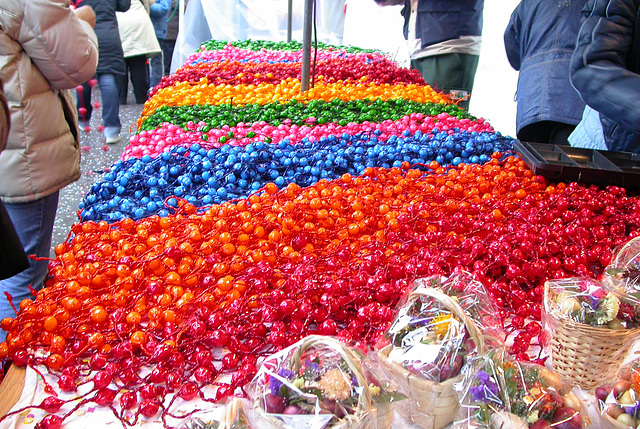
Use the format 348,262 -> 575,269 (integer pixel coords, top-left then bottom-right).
105,134 -> 120,144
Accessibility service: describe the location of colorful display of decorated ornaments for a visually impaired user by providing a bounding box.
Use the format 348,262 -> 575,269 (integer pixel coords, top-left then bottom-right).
0,39 -> 639,429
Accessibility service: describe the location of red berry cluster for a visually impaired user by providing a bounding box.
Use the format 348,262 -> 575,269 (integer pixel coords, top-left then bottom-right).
149,58 -> 425,96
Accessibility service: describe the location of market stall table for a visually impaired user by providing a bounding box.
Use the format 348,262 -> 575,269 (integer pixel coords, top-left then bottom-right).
0,367 -> 25,418
0,38 -> 639,429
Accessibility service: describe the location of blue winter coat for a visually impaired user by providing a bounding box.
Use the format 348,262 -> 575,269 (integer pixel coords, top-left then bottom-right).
570,0 -> 640,153
504,0 -> 587,135
401,0 -> 484,49
150,0 -> 172,40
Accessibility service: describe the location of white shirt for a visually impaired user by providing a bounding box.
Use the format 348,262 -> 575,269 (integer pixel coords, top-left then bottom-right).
406,0 -> 482,59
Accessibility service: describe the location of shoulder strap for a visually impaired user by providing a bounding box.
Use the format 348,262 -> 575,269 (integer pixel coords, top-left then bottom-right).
140,0 -> 150,14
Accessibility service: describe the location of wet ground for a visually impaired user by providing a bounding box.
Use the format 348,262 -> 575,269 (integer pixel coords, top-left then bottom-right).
51,88 -> 144,256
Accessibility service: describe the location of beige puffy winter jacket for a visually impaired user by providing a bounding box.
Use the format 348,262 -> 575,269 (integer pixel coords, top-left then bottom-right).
0,0 -> 99,203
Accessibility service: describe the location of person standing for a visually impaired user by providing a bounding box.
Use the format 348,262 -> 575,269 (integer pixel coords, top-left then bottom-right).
117,0 -> 161,104
570,0 -> 640,153
149,0 -> 172,89
374,0 -> 484,110
76,0 -> 131,144
0,1 -> 98,336
163,0 -> 181,76
504,0 -> 588,145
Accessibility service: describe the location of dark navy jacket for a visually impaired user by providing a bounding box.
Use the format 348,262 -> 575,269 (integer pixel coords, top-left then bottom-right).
570,0 -> 640,153
402,0 -> 484,49
504,0 -> 587,135
78,0 -> 131,76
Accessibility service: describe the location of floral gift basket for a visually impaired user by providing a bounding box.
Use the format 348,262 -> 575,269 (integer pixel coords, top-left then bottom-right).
543,277 -> 640,390
454,350 -> 585,429
245,335 -> 404,429
603,237 -> 640,305
595,363 -> 640,429
376,272 -> 504,429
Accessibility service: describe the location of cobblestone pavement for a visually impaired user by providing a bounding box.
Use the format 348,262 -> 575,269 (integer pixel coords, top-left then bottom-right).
51,88 -> 144,256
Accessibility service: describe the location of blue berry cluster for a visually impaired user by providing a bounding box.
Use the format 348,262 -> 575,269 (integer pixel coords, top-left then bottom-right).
80,129 -> 514,222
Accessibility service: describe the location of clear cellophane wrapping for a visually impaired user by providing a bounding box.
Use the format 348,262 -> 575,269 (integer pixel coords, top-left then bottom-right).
454,349 -> 586,429
244,335 -> 403,429
374,271 -> 505,429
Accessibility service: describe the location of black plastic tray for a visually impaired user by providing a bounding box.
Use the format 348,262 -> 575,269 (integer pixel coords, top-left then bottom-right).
514,140 -> 640,189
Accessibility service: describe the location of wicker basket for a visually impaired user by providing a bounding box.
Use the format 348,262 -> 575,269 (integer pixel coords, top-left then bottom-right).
379,287 -> 486,429
251,335 -> 395,429
544,283 -> 640,391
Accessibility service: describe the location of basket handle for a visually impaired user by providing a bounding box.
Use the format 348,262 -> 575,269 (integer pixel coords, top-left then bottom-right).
613,236 -> 640,269
291,335 -> 373,410
543,282 -> 554,314
407,287 -> 487,355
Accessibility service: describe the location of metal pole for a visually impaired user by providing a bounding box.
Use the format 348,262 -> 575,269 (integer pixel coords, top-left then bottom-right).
287,0 -> 293,42
301,0 -> 313,92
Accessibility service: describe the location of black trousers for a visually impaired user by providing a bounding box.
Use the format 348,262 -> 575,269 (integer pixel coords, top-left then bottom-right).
119,55 -> 149,104
518,121 -> 576,145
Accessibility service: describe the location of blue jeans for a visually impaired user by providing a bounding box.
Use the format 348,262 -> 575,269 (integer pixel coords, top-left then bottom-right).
0,191 -> 59,341
162,39 -> 176,76
76,73 -> 122,138
149,49 -> 165,89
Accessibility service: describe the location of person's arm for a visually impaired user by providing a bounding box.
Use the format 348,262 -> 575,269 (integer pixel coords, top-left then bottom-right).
570,0 -> 640,133
74,5 -> 96,28
19,0 -> 98,90
150,0 -> 171,18
503,3 -> 523,71
117,0 -> 132,13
